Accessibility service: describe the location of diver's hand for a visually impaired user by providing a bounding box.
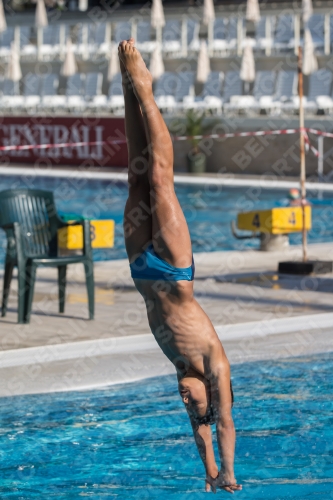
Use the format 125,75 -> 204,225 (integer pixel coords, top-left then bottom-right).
207,472 -> 242,494
205,467 -> 218,493
205,474 -> 215,492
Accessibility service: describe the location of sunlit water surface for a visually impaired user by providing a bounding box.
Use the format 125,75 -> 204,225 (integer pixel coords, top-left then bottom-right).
0,175 -> 333,262
0,352 -> 332,498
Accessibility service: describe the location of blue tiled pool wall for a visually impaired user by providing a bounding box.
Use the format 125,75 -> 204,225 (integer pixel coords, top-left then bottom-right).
1,175 -> 333,262
0,352 -> 332,498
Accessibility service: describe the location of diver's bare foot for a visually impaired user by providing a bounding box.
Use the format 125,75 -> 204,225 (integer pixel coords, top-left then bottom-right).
118,40 -> 153,103
119,39 -> 134,92
119,38 -> 134,77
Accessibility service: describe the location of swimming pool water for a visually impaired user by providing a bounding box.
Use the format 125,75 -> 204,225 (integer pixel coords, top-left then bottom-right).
1,175 -> 333,262
0,352 -> 332,499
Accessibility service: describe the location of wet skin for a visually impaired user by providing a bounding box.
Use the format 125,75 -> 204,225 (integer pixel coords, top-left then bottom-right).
119,39 -> 242,494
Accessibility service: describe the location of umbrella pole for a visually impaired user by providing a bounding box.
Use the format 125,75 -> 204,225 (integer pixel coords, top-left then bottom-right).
298,45 -> 307,263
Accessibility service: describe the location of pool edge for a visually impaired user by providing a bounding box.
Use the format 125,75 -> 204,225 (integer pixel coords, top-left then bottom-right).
0,312 -> 333,398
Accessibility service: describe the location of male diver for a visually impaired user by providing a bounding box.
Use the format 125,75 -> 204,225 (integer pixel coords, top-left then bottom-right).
119,39 -> 242,494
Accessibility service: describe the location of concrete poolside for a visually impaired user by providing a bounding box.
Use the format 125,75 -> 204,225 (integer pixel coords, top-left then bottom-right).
1,242 -> 333,397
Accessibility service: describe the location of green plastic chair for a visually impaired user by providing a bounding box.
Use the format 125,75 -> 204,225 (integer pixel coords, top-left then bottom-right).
0,189 -> 94,324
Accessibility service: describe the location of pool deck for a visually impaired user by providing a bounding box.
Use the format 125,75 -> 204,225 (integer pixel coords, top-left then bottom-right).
1,242 -> 333,397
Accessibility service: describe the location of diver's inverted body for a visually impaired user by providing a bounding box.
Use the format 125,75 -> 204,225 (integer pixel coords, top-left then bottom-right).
119,38 -> 241,494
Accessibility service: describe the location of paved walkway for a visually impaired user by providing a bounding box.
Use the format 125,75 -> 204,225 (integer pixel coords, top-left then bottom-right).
1,242 -> 333,352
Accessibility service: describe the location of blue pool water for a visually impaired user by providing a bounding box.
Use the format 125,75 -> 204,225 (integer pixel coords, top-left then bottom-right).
1,175 -> 333,262
0,352 -> 332,499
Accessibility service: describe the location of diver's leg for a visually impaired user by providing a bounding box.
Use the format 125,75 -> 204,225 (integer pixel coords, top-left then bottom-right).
121,41 -> 152,262
119,41 -> 192,268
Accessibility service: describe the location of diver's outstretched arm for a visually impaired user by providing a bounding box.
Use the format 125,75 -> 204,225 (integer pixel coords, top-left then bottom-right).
207,348 -> 242,494
189,417 -> 218,493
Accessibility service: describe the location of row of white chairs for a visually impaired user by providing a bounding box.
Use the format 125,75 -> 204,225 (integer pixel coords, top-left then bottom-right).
0,94 -> 125,114
2,93 -> 332,116
2,12 -> 333,62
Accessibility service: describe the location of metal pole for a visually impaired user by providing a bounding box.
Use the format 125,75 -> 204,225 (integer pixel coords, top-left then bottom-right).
132,19 -> 138,46
237,16 -> 243,57
37,26 -> 43,61
82,23 -> 88,60
298,46 -> 307,263
324,13 -> 330,55
181,16 -> 188,58
318,135 -> 324,181
156,26 -> 162,46
265,16 -> 271,56
294,15 -> 300,55
59,24 -> 66,61
208,19 -> 213,56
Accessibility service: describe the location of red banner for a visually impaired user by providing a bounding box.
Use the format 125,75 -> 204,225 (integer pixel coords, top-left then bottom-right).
0,116 -> 128,168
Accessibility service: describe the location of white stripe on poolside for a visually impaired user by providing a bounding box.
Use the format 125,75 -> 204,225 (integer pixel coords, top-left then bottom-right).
1,312 -> 333,369
0,165 -> 333,191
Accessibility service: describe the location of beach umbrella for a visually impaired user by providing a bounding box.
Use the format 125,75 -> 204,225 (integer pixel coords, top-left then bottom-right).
60,37 -> 77,77
149,44 -> 164,82
151,0 -> 165,30
151,0 -> 165,46
203,0 -> 215,26
108,44 -> 120,82
7,42 -> 22,82
35,0 -> 48,27
303,28 -> 318,75
0,0 -> 7,33
196,40 -> 210,83
246,0 -> 260,23
302,0 -> 313,25
78,0 -> 88,11
240,38 -> 255,83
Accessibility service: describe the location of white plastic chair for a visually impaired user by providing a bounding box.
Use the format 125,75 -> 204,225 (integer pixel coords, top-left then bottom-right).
227,17 -> 240,52
182,72 -> 224,113
22,73 -> 40,112
224,95 -> 256,114
39,74 -> 59,111
67,95 -> 85,112
316,95 -> 333,114
40,25 -> 63,60
20,26 -> 36,59
0,27 -> 14,58
273,14 -> 295,52
308,14 -> 325,51
136,21 -> 155,54
88,94 -> 108,111
259,95 -> 282,115
281,96 -> 307,114
65,73 -> 85,111
304,69 -> 333,114
107,73 -> 124,112
109,95 -> 125,112
42,95 -> 67,112
255,16 -> 276,52
5,95 -> 25,112
211,18 -> 229,55
187,19 -> 200,53
252,70 -> 277,113
155,95 -> 177,113
162,20 -> 182,57
222,71 -> 243,104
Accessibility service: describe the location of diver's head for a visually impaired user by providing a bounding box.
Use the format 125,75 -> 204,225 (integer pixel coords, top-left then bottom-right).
178,371 -> 213,425
288,188 -> 300,200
